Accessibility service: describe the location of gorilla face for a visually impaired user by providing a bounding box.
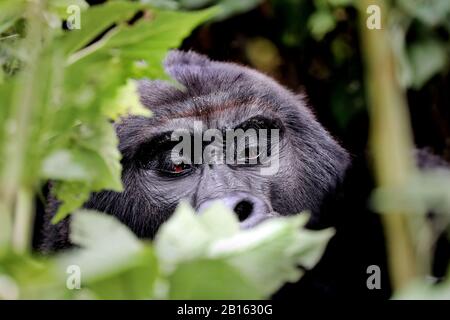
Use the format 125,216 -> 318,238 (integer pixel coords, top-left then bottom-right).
41,50 -> 350,250
80,50 -> 350,239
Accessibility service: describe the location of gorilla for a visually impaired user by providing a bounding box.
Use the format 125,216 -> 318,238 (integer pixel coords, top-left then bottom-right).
40,50 -> 350,251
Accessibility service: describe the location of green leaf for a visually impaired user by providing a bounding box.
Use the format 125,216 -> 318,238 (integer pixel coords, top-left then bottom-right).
394,280 -> 450,299
48,0 -> 89,19
0,0 -> 26,34
388,8 -> 413,88
207,214 -> 334,296
57,210 -> 158,299
0,252 -> 70,299
42,149 -> 92,181
0,273 -> 19,300
328,0 -> 353,6
168,259 -> 262,299
51,181 -> 91,223
60,1 -> 144,56
155,202 -> 240,271
372,169 -> 450,216
73,121 -> 123,191
45,124 -> 124,224
102,79 -> 151,120
397,0 -> 450,27
215,0 -> 263,20
408,38 -> 448,89
99,7 -> 216,78
156,202 -> 333,298
58,210 -> 142,280
308,10 -> 336,40
86,248 -> 158,299
155,202 -> 218,272
0,81 -> 13,169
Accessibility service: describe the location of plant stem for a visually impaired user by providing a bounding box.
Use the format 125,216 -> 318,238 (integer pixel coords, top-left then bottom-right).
0,201 -> 12,250
12,187 -> 34,253
357,0 -> 417,291
0,0 -> 45,253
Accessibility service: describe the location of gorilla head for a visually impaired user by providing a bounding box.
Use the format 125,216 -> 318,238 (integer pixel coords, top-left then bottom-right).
42,50 -> 350,249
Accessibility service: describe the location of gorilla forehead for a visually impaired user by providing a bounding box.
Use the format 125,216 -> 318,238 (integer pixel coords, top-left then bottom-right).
126,94 -> 279,131
136,50 -> 307,120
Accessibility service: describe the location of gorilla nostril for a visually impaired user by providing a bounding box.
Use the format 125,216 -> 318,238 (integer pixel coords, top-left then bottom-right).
233,200 -> 253,222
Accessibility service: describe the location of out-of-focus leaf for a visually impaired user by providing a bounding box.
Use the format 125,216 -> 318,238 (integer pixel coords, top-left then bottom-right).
176,0 -> 262,20
156,202 -> 333,298
69,121 -> 123,192
58,210 -> 142,280
245,37 -> 281,75
155,202 -> 235,272
140,0 -> 179,10
394,280 -> 450,299
57,210 -> 158,299
208,214 -> 334,296
99,8 -> 216,78
168,259 -> 262,299
308,10 -> 336,40
0,0 -> 26,34
0,273 -> 19,300
48,0 -> 89,19
216,0 -> 263,20
102,79 -> 151,120
59,1 -> 144,56
86,247 -> 158,299
388,8 -> 413,88
42,149 -> 92,181
408,39 -> 448,89
0,82 -> 13,169
51,181 -> 91,223
46,122 -> 123,224
328,0 -> 353,6
397,0 -> 450,27
372,169 -> 450,216
0,252 -> 70,299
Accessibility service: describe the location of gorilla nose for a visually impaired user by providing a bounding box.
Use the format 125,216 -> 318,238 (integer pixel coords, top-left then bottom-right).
196,192 -> 270,228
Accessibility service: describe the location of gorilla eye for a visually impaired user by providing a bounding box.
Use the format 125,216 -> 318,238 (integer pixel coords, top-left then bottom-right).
236,145 -> 261,164
158,158 -> 194,176
171,162 -> 192,174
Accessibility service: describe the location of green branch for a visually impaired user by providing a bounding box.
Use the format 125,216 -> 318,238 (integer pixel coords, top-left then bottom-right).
0,0 -> 45,252
357,0 -> 418,291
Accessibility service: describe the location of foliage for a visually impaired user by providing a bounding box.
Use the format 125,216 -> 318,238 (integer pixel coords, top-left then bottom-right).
303,0 -> 450,89
268,0 -> 449,130
0,203 -> 332,299
0,0 -> 332,300
0,0 -> 215,236
175,0 -> 264,19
